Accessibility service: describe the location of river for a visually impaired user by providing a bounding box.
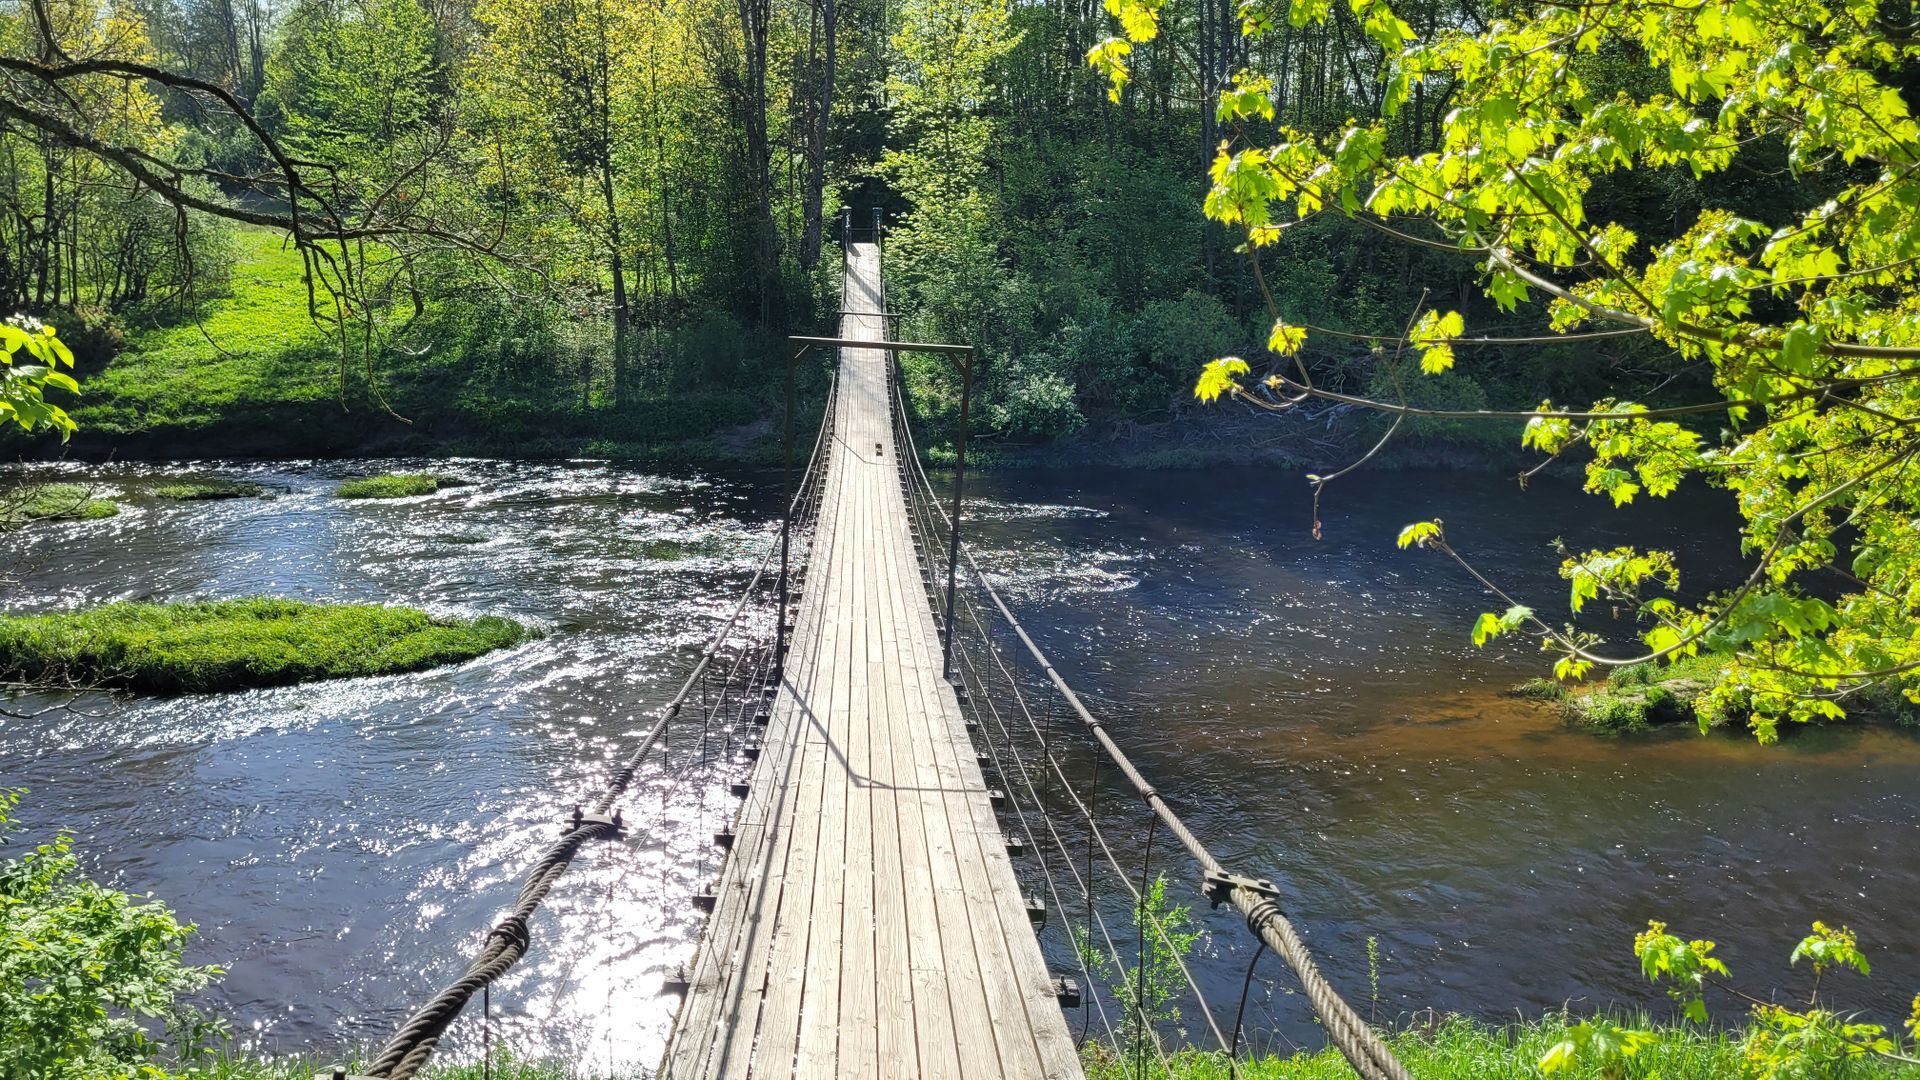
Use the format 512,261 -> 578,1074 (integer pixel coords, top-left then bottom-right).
2,459 -> 1915,1070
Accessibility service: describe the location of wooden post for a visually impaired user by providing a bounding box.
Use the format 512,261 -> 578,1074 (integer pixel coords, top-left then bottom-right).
777,344 -> 797,677
940,352 -> 972,679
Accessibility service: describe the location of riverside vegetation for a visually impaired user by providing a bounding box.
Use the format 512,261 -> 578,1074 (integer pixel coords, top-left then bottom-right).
4,0 -> 1920,1072
0,599 -> 528,694
10,797 -> 1919,1080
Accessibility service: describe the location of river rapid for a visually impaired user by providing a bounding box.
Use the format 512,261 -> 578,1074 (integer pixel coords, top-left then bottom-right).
2,459 -> 1915,1070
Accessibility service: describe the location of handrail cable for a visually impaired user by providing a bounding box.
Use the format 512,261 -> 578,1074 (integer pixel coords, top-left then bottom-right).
887,366 -> 1412,1080
889,371 -> 1224,1065
883,356 -> 1130,1058
886,366 -> 1185,1070
361,363 -> 841,1080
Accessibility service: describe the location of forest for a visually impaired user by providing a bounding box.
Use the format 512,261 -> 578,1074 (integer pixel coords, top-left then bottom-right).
0,0 -> 1732,462
8,0 -> 1920,1077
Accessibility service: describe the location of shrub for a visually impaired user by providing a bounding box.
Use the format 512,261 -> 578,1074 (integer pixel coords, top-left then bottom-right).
0,789 -> 225,1080
335,473 -> 456,499
0,598 -> 528,694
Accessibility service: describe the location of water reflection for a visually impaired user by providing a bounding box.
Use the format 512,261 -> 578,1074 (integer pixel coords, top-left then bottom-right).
961,467 -> 1920,1045
1,460 -> 1915,1070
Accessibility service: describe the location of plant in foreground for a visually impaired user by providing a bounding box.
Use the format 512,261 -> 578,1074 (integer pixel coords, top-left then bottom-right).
1543,920 -> 1920,1078
0,789 -> 226,1080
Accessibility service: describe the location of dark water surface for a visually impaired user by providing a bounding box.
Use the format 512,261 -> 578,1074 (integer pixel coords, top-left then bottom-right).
3,460 -> 1916,1070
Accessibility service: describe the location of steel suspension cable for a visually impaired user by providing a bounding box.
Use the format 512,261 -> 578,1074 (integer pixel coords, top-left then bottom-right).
361,365 -> 841,1080
890,371 -> 1240,1060
889,365 -> 1412,1080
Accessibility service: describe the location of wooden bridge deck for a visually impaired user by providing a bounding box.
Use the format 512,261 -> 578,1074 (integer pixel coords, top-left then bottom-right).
659,244 -> 1083,1079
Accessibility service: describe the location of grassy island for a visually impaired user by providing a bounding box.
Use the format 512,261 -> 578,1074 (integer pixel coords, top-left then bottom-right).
335,473 -> 461,499
0,598 -> 527,694
2,482 -> 119,527
155,479 -> 266,500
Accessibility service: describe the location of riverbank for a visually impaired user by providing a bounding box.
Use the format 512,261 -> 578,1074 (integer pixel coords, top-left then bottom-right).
200,1014 -> 1920,1080
1522,654 -> 1920,737
9,226 -> 1526,472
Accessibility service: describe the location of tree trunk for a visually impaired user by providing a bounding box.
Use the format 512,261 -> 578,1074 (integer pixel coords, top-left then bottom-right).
798,0 -> 835,271
736,0 -> 781,325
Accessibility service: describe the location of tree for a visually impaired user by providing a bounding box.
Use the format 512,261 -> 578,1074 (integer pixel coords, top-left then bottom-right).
1100,0 -> 1920,739
468,0 -> 649,401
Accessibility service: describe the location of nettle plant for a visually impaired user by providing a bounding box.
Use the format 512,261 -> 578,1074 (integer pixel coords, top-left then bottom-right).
1543,920 -> 1920,1078
1096,0 -> 1920,739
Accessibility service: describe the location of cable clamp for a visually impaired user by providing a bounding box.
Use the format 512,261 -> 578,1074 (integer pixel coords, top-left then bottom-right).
567,805 -> 627,840
487,914 -> 532,952
1203,870 -> 1280,910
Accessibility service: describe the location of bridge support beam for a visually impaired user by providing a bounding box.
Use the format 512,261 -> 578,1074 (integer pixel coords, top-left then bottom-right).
939,351 -> 972,680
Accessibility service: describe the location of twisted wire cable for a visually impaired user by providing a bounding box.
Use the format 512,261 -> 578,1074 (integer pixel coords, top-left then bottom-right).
364,366 -> 841,1080
889,368 -> 1412,1080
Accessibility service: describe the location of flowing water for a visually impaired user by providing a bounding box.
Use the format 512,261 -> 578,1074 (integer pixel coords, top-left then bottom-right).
2,459 -> 1916,1071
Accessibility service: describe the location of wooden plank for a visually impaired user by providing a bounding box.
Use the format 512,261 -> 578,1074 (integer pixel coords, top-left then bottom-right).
731,369 -> 853,1080
664,456 -> 841,1077
868,363 -> 963,1080
868,434 -> 919,1077
662,243 -> 1083,1079
833,408 -> 881,1077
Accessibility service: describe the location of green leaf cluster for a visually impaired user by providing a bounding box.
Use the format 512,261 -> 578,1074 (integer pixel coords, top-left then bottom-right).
0,789 -> 224,1080
1106,0 -> 1920,738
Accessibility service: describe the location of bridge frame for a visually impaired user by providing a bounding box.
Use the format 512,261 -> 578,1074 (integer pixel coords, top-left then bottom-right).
783,334 -> 977,685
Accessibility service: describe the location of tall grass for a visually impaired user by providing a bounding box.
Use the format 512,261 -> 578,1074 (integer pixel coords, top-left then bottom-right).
1080,1013 -> 1920,1079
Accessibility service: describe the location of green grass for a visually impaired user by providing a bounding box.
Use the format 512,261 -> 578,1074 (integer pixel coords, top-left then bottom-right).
0,598 -> 528,694
154,479 -> 265,500
1080,1014 -> 1920,1079
2,482 -> 120,527
44,224 -> 782,462
78,227 -> 335,439
335,473 -> 458,499
192,1014 -> 1920,1080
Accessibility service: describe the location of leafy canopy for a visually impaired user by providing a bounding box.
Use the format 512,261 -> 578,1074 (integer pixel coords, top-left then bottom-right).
1099,0 -> 1920,738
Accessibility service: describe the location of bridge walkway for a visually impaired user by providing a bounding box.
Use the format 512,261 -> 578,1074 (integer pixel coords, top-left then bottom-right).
659,243 -> 1083,1079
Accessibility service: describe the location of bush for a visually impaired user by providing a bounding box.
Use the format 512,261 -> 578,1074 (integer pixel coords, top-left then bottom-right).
1121,292 -> 1247,416
335,473 -> 456,499
995,360 -> 1086,439
0,789 -> 225,1080
0,598 -> 528,694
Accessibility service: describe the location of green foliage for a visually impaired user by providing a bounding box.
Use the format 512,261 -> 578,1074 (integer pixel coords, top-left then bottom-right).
334,473 -> 456,499
0,317 -> 80,441
1633,921 -> 1728,1024
1,483 -> 119,528
1539,920 -> 1920,1079
266,0 -> 438,163
0,789 -> 225,1080
0,599 -> 527,694
1078,874 -> 1203,1061
1080,1012 -> 1920,1079
1111,0 -> 1920,737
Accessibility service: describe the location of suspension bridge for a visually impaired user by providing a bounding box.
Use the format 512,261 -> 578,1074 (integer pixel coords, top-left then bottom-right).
341,216 -> 1411,1080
